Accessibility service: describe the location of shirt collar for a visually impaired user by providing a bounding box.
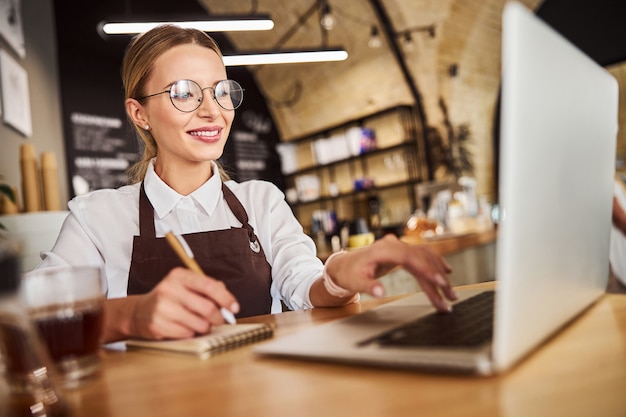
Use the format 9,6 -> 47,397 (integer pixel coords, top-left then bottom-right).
143,159 -> 223,219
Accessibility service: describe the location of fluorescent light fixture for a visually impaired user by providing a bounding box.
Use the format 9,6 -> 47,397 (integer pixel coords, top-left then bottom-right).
223,49 -> 348,66
99,16 -> 274,35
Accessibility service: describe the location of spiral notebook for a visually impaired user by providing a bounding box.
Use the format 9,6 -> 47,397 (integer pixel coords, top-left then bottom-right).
125,323 -> 275,359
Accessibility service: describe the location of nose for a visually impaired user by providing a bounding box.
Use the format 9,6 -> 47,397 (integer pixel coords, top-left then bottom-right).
197,87 -> 221,117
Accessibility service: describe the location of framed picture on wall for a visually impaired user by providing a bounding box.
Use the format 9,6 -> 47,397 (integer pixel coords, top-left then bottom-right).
0,48 -> 32,136
0,0 -> 25,59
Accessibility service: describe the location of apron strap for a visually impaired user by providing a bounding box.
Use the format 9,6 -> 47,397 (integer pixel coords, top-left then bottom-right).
221,183 -> 259,249
139,182 -> 156,238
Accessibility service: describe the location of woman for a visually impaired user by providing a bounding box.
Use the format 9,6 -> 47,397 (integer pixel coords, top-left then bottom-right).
36,25 -> 456,343
610,175 -> 626,287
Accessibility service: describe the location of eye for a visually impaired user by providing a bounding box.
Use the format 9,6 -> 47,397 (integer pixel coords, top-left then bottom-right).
172,91 -> 190,100
170,81 -> 198,101
215,88 -> 229,98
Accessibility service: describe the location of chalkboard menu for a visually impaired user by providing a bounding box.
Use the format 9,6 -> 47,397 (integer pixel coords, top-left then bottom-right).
220,66 -> 285,190
67,112 -> 138,194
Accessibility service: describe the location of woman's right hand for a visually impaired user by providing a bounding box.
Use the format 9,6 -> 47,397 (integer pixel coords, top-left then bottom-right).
104,267 -> 239,342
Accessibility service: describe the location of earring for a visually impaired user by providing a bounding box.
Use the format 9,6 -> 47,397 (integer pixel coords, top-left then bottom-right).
144,125 -> 150,130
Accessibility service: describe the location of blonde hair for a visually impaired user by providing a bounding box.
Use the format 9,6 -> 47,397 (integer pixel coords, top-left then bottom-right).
122,25 -> 231,183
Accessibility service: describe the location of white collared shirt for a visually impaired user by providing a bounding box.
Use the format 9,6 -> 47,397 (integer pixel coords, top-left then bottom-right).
36,160 -> 322,313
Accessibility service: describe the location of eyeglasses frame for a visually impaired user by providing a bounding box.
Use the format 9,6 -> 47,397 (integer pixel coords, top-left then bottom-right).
138,79 -> 244,112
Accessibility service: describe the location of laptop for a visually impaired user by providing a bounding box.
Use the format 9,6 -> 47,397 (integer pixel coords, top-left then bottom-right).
254,1 -> 619,375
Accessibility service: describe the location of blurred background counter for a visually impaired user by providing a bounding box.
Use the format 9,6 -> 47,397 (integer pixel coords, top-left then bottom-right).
363,229 -> 497,300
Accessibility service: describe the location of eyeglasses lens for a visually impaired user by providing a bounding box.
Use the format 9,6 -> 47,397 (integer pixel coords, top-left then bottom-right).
169,80 -> 243,112
215,80 -> 244,110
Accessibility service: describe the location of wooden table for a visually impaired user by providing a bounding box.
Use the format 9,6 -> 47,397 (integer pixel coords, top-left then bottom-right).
64,281 -> 626,417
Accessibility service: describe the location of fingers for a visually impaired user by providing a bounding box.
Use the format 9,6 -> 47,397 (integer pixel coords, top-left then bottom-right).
332,235 -> 457,312
398,244 -> 458,306
132,268 -> 239,339
135,295 -> 213,339
418,277 -> 455,313
175,267 -> 240,315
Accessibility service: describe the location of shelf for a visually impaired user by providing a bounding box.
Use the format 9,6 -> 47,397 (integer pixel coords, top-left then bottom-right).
278,106 -> 426,239
285,142 -> 414,177
286,104 -> 415,145
290,179 -> 420,208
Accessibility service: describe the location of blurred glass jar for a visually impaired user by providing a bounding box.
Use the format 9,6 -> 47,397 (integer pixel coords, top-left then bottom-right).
404,210 -> 444,239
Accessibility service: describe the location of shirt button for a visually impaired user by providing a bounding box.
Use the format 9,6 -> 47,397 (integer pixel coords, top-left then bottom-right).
179,197 -> 194,209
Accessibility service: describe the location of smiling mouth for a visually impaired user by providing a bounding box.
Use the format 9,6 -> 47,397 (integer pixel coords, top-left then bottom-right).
189,130 -> 220,138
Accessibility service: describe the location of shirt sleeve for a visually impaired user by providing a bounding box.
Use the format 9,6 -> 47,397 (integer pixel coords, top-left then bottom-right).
33,185 -> 139,298
268,190 -> 323,312
36,209 -> 104,269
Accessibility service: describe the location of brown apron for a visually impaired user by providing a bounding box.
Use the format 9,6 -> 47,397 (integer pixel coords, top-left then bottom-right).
127,182 -> 272,318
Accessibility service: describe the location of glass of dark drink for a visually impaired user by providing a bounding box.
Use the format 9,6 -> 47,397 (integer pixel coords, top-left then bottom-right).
20,266 -> 105,388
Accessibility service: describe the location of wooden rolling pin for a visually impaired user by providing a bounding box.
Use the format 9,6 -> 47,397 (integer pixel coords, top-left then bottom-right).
20,143 -> 41,212
0,186 -> 19,214
41,151 -> 61,211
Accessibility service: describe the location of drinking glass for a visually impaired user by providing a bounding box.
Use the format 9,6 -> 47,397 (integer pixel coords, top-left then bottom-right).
20,266 -> 105,388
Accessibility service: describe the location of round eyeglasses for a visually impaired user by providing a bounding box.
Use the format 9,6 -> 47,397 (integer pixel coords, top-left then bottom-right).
139,79 -> 244,112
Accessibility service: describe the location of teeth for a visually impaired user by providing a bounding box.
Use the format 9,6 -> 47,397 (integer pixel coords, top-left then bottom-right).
190,130 -> 218,137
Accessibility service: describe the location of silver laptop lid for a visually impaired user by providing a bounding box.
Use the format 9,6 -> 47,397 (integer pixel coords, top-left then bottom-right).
494,2 -> 618,371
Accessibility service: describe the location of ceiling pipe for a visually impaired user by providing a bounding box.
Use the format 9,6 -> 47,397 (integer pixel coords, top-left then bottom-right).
367,0 -> 434,180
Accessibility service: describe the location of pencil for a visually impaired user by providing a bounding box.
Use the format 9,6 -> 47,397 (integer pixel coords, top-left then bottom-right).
163,230 -> 237,325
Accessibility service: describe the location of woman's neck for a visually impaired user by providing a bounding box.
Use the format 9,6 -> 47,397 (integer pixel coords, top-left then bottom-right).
154,159 -> 214,196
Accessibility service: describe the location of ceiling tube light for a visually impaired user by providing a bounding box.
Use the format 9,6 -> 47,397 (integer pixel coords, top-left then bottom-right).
223,49 -> 348,66
99,16 -> 274,35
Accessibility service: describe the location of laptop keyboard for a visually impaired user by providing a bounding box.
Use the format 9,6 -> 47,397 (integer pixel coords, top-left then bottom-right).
358,290 -> 495,348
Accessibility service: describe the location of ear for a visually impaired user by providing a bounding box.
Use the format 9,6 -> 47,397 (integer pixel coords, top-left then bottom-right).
126,98 -> 149,129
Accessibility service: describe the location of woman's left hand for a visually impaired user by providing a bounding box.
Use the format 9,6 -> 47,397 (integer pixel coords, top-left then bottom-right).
325,234 -> 457,312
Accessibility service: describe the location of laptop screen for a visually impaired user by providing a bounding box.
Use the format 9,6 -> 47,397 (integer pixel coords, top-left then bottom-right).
493,1 -> 618,371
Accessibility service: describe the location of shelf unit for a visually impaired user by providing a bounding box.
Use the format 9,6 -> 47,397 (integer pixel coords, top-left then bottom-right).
280,105 -> 428,238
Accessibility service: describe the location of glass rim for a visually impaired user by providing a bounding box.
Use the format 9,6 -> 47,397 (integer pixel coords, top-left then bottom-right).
21,265 -> 107,305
